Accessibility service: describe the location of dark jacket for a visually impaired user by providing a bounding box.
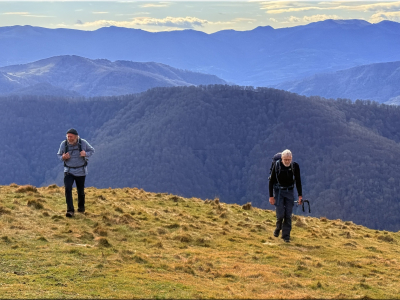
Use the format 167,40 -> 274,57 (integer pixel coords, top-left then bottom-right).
269,160 -> 302,197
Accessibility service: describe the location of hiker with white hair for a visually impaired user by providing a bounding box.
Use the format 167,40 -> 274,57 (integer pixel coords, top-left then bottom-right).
269,149 -> 303,243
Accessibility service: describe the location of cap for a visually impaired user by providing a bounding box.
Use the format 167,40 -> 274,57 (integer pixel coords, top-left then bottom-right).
66,128 -> 78,135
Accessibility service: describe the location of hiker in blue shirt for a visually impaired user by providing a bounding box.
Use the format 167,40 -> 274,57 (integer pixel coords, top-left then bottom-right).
57,128 -> 95,217
269,149 -> 302,243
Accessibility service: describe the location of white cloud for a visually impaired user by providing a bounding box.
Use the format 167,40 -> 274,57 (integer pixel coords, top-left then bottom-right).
260,1 -> 303,10
76,16 -> 209,29
24,14 -> 55,18
260,1 -> 322,14
265,6 -> 324,14
115,12 -> 151,16
140,3 -> 170,8
92,12 -> 109,15
3,12 -> 30,15
370,11 -> 400,23
349,1 -> 400,13
288,16 -> 301,23
277,14 -> 341,24
260,1 -> 400,15
3,11 -> 53,18
231,18 -> 257,22
303,14 -> 340,22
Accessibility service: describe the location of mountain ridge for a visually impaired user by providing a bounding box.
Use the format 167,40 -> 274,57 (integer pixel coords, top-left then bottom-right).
0,55 -> 226,97
1,20 -> 400,86
275,60 -> 400,103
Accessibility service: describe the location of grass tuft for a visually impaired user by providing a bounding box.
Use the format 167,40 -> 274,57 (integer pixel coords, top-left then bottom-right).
219,211 -> 228,218
1,236 -> 12,243
133,255 -> 148,264
16,185 -> 38,193
97,238 -> 112,248
27,200 -> 44,209
242,202 -> 252,210
295,217 -> 308,227
0,206 -> 12,215
165,223 -> 180,229
377,235 -> 394,242
94,227 -> 108,236
173,234 -> 192,243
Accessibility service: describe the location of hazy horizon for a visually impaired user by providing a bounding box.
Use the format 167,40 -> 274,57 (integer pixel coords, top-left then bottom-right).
1,1 -> 400,33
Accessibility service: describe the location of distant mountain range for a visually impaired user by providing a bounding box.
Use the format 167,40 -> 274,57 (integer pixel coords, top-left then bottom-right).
275,61 -> 400,104
0,55 -> 226,97
2,85 -> 400,231
1,19 -> 400,86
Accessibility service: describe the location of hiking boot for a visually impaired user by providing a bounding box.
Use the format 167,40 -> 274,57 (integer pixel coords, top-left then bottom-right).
283,238 -> 290,243
77,208 -> 85,213
273,229 -> 280,237
66,211 -> 74,218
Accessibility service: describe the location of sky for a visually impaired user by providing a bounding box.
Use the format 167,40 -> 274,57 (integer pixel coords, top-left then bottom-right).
0,1 -> 400,33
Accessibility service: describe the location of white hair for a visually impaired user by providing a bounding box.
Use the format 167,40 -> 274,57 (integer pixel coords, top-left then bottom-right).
281,149 -> 292,158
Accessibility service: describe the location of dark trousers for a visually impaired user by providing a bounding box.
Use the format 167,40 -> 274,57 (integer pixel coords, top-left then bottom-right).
274,188 -> 295,240
64,173 -> 86,212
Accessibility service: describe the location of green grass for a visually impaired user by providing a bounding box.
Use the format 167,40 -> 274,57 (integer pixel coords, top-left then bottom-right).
0,184 -> 399,298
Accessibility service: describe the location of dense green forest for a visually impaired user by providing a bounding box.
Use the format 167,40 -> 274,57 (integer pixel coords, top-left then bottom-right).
1,86 -> 400,231
0,95 -> 130,186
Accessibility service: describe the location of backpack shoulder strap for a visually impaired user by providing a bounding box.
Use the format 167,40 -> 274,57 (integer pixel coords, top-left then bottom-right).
275,159 -> 281,185
64,140 -> 68,168
64,139 -> 68,153
79,138 -> 88,166
291,162 -> 296,181
78,138 -> 82,152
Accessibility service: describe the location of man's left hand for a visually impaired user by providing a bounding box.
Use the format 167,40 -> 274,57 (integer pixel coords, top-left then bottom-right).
298,196 -> 303,205
80,150 -> 86,157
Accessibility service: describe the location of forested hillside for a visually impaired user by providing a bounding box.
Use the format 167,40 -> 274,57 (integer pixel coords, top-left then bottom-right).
0,95 -> 130,185
1,86 -> 400,231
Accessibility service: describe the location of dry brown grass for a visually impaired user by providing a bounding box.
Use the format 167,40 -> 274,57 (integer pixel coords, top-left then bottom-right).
15,185 -> 38,193
0,184 -> 399,299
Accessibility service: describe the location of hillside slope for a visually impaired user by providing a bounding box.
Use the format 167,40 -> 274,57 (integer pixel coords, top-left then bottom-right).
0,55 -> 226,97
2,86 -> 400,231
275,61 -> 400,103
0,184 -> 399,298
84,86 -> 400,231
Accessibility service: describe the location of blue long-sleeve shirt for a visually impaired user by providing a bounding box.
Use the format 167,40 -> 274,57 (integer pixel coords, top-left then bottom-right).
57,138 -> 95,176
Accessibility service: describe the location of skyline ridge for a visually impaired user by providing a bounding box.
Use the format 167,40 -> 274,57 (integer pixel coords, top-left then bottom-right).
2,1 -> 400,33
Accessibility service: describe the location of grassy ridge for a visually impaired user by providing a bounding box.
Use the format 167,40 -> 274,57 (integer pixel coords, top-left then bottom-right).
0,184 -> 399,299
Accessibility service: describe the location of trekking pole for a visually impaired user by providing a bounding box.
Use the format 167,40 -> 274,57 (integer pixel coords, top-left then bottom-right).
294,199 -> 311,213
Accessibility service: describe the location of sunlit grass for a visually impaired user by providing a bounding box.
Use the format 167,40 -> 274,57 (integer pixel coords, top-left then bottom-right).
0,184 -> 399,298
